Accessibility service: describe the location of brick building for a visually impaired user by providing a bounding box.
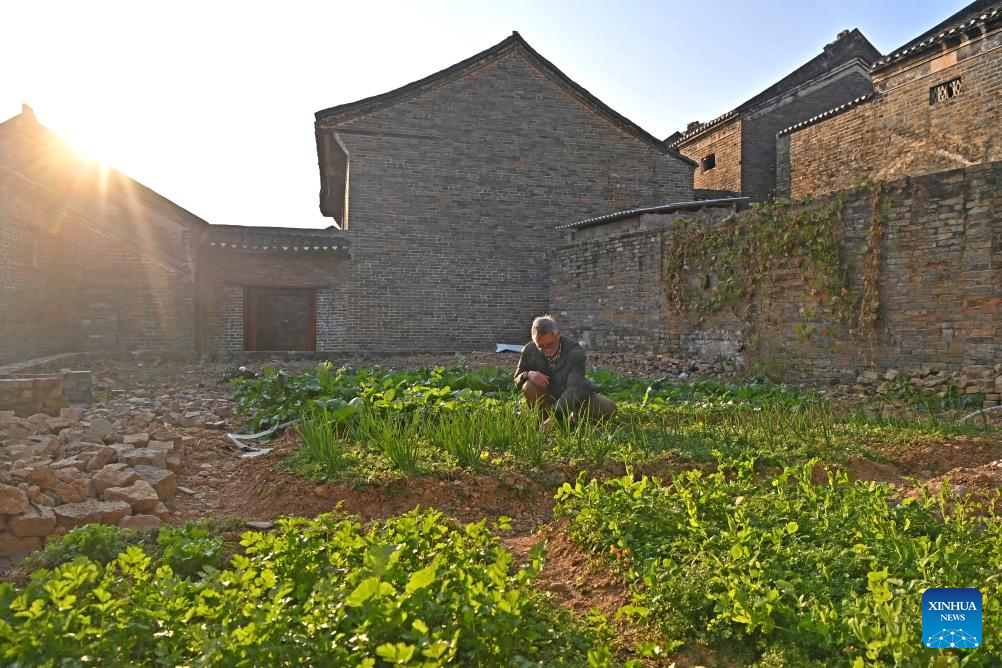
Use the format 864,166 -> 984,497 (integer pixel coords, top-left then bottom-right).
668,29 -> 880,202
778,1 -> 1002,198
0,106 -> 205,364
313,32 -> 695,353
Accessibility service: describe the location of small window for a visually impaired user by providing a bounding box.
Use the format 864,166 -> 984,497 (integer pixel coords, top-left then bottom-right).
701,154 -> 716,172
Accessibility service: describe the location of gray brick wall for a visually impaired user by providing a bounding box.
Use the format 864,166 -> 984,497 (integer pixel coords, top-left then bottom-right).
317,48 -> 694,353
552,161 -> 1002,381
786,30 -> 1002,198
0,170 -> 198,364
741,68 -> 873,201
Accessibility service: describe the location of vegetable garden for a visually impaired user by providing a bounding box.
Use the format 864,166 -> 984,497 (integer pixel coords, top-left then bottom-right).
2,360 -> 999,666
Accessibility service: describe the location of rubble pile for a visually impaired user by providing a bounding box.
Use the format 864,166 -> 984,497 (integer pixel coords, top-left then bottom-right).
846,365 -> 1002,407
0,390 -> 238,557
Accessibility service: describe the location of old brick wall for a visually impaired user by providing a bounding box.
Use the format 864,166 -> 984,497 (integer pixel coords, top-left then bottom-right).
676,118 -> 742,197
785,29 -> 1002,198
552,162 -> 1002,380
1,120 -> 201,363
200,249 -> 349,353
0,175 -> 77,364
740,68 -> 873,201
318,48 -> 694,353
0,179 -> 199,362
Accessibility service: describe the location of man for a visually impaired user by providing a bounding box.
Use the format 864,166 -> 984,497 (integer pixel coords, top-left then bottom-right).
513,315 -> 617,429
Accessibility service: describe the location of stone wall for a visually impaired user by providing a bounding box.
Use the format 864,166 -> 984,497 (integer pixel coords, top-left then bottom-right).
783,28 -> 1002,198
552,162 -> 1002,382
317,46 -> 694,353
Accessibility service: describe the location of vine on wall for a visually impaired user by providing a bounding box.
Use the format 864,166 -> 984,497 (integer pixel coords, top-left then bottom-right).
857,181 -> 887,329
661,191 -> 856,323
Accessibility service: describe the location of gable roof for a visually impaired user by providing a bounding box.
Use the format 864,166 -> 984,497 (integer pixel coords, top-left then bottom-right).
315,32 -> 695,166
872,1 -> 1002,71
0,106 -> 209,231
669,29 -> 880,148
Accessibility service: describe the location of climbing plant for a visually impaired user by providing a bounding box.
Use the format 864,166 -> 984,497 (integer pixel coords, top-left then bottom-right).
661,190 -> 857,323
857,181 -> 887,330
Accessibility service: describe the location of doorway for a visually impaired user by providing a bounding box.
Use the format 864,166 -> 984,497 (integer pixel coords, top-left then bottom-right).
243,287 -> 316,351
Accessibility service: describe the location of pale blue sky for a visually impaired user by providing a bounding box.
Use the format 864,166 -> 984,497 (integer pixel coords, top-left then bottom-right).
2,1 -> 973,228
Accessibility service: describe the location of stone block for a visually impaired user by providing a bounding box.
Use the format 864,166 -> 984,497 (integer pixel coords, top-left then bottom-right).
8,505 -> 57,537
118,514 -> 161,531
0,532 -> 42,557
26,465 -> 58,490
104,480 -> 159,513
152,501 -> 171,522
122,433 -> 150,448
54,500 -> 131,529
132,466 -> 176,501
0,484 -> 30,515
85,446 -> 119,472
92,467 -> 139,496
119,448 -> 167,469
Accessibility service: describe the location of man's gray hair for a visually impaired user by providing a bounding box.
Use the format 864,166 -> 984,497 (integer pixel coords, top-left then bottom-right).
531,315 -> 558,337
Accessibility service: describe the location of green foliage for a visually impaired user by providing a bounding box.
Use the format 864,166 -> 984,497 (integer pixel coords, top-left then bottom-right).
26,524 -> 144,569
555,458 -> 1002,665
272,363 -> 994,480
232,362 -> 515,433
296,402 -> 351,478
662,193 -> 856,321
0,510 -> 610,666
156,522 -> 223,578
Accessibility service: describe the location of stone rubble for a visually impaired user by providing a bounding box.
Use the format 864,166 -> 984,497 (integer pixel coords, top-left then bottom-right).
0,389 -> 238,557
843,363 -> 1002,407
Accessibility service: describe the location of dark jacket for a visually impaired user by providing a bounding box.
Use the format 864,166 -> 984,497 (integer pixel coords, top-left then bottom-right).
514,335 -> 596,416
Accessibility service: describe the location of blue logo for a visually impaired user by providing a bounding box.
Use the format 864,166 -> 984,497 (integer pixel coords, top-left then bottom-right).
923,588 -> 981,649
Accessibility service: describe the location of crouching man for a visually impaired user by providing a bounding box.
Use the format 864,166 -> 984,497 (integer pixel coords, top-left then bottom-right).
513,315 -> 617,430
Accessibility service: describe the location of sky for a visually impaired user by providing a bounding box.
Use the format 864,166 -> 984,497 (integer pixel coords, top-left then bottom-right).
2,1 -> 973,229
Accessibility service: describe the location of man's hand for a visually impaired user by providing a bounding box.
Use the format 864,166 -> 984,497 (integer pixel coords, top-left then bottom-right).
527,371 -> 550,388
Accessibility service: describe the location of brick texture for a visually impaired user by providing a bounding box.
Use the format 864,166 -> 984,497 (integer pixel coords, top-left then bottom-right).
0,170 -> 198,364
552,161 -> 1002,381
317,47 -> 694,353
785,29 -> 1002,198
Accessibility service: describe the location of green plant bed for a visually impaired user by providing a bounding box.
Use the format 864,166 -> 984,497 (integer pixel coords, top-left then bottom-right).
555,458 -> 1002,666
0,510 -> 621,667
244,364 -> 995,483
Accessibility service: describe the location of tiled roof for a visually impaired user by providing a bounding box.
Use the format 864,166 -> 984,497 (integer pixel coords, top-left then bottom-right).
556,197 -> 748,231
777,93 -> 875,137
668,29 -> 880,149
872,1 -> 1001,71
315,32 -> 696,167
203,225 -> 349,253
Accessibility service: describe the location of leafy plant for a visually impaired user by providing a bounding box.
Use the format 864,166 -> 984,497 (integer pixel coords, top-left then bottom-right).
156,522 -> 223,578
555,458 -> 1002,665
0,510 -> 612,666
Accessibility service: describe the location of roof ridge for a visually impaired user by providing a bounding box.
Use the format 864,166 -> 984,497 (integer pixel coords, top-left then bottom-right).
872,3 -> 1002,70
557,197 -> 748,230
315,32 -> 695,164
670,30 -> 879,148
0,106 -> 210,229
776,93 -> 875,137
